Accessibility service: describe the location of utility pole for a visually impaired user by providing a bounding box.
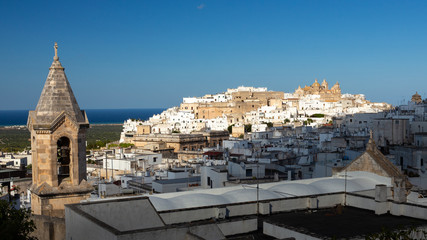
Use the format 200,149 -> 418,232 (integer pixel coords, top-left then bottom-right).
105,153 -> 108,181
256,148 -> 260,217
344,170 -> 347,206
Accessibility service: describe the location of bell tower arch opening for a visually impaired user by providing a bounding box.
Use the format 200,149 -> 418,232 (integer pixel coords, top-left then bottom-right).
57,136 -> 71,184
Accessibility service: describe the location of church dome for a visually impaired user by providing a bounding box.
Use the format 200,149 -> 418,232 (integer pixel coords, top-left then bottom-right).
311,79 -> 320,87
411,92 -> 422,103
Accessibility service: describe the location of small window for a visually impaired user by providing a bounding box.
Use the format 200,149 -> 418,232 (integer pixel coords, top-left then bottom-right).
246,169 -> 253,177
207,177 -> 211,186
153,157 -> 157,162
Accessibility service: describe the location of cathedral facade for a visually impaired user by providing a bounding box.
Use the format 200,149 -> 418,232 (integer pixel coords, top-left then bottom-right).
294,79 -> 342,102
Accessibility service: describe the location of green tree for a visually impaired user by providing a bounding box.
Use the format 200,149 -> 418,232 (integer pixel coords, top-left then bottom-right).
284,119 -> 290,124
107,143 -> 118,149
244,124 -> 252,132
0,200 -> 37,240
310,113 -> 325,118
119,143 -> 134,148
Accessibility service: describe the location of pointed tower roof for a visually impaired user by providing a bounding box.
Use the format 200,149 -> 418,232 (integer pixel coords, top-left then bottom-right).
339,131 -> 403,178
34,43 -> 85,124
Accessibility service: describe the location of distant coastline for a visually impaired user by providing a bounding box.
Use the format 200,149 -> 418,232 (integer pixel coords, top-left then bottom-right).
0,123 -> 123,129
0,108 -> 165,126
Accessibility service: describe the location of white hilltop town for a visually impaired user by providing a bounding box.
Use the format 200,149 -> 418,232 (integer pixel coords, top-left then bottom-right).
120,81 -> 392,140
3,44 -> 427,239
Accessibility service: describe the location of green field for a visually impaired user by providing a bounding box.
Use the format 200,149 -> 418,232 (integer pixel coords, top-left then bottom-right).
0,124 -> 123,152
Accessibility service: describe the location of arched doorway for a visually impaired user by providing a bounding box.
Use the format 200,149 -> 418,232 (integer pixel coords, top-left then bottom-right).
57,137 -> 71,185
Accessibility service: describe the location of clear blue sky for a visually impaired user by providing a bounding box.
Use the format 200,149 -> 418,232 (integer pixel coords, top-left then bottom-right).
1,0 -> 426,110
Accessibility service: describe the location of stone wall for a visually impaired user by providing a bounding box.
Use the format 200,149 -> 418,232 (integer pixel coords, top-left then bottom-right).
31,214 -> 66,240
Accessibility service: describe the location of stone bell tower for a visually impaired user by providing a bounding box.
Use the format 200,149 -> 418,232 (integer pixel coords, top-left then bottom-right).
27,43 -> 92,218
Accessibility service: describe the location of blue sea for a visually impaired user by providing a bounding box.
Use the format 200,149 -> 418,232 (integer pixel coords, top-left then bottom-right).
0,108 -> 165,126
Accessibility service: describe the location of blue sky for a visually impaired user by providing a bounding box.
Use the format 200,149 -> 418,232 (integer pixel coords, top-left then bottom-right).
1,0 -> 426,110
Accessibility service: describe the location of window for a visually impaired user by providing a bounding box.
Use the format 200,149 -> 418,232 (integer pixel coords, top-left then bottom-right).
57,137 -> 71,185
421,159 -> 424,167
207,177 -> 211,186
246,169 -> 252,177
153,157 -> 157,163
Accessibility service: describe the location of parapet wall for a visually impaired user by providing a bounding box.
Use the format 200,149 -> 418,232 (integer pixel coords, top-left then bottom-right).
159,192 -> 345,225
158,190 -> 427,225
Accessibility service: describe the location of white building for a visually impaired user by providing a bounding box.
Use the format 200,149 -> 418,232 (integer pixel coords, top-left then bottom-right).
201,166 -> 228,189
228,161 -> 265,179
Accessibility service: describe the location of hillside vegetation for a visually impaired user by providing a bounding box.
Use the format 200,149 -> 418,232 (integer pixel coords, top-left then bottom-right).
0,124 -> 123,152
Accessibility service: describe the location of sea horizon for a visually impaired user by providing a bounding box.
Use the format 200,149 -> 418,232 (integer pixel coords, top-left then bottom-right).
0,108 -> 166,126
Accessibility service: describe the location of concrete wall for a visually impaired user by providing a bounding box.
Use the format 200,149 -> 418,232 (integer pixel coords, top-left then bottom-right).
160,207 -> 215,225
103,158 -> 133,171
217,218 -> 257,236
78,198 -> 164,232
346,194 -> 377,211
158,193 -> 345,225
117,227 -> 191,240
228,161 -> 265,179
152,179 -> 200,193
264,222 -> 321,240
65,206 -> 118,240
117,219 -> 254,240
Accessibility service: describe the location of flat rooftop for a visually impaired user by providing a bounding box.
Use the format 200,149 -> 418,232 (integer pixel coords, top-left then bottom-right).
154,176 -> 200,184
265,206 -> 427,239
